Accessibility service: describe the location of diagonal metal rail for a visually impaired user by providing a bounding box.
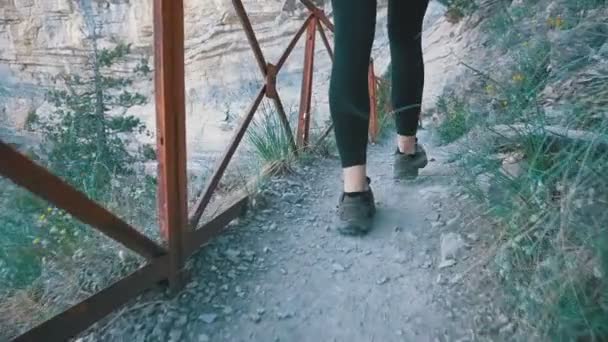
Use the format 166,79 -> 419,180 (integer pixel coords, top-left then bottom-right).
7,1 -> 384,340
0,141 -> 167,260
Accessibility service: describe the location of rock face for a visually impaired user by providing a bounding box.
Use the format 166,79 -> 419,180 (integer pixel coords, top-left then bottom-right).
0,0 -> 456,167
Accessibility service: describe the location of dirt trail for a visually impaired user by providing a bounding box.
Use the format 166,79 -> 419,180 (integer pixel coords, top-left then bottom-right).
79,129 -> 518,342
78,4 -> 519,341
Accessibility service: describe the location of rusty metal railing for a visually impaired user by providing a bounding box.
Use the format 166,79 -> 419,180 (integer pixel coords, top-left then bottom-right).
1,0 -> 380,340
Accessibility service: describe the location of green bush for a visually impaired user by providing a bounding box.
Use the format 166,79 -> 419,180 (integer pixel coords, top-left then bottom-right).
0,42 -> 155,290
437,0 -> 478,23
435,93 -> 471,144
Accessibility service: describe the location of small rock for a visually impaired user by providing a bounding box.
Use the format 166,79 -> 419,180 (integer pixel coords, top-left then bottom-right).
500,322 -> 516,335
249,313 -> 262,323
427,213 -> 441,221
438,259 -> 457,269
332,263 -> 346,272
431,221 -> 446,228
440,232 -> 466,265
222,306 -> 233,315
394,226 -> 402,232
466,233 -> 479,242
263,246 -> 271,253
198,334 -> 210,342
280,268 -> 288,275
497,313 -> 509,325
376,276 -> 390,285
224,249 -> 241,263
199,313 -> 218,324
276,311 -> 294,320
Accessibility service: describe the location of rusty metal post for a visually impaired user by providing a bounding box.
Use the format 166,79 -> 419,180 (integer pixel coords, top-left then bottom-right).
154,0 -> 188,290
297,16 -> 317,148
368,59 -> 378,143
299,0 -> 334,31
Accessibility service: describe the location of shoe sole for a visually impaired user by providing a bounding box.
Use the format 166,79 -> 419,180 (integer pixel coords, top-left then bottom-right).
394,166 -> 420,180
337,219 -> 373,236
336,207 -> 376,236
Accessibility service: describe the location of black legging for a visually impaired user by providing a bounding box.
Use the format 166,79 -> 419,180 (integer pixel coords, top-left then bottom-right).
329,0 -> 429,168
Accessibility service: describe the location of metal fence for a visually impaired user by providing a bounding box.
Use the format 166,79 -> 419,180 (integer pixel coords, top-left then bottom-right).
0,0 -> 380,340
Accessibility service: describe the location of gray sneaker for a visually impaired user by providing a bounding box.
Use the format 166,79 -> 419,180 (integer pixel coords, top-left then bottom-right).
393,142 -> 428,179
336,177 -> 376,236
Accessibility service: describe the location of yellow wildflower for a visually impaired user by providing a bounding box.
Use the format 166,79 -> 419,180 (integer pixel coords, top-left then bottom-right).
512,73 -> 525,83
485,84 -> 496,95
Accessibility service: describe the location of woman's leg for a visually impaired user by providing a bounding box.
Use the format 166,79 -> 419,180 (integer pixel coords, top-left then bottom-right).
329,0 -> 377,193
388,0 -> 429,154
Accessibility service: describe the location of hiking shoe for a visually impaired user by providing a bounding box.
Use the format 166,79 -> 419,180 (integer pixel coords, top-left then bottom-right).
336,177 -> 376,236
393,141 -> 428,179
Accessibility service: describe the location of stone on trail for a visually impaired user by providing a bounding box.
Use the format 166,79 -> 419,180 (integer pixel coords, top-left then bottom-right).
376,276 -> 390,285
332,263 -> 346,272
438,259 -> 457,269
199,313 -> 218,324
439,232 -> 466,267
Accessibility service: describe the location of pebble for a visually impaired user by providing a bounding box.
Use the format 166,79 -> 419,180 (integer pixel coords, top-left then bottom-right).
440,232 -> 466,265
466,233 -> 479,242
198,334 -> 211,342
224,249 -> 241,263
198,313 -> 218,324
439,259 -> 457,269
376,276 -> 390,285
431,221 -> 446,228
276,311 -> 294,320
249,313 -> 262,323
427,213 -> 441,221
500,322 -> 516,334
332,263 -> 346,272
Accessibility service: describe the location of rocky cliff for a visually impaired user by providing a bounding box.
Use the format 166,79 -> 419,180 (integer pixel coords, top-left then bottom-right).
0,0 -> 452,162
